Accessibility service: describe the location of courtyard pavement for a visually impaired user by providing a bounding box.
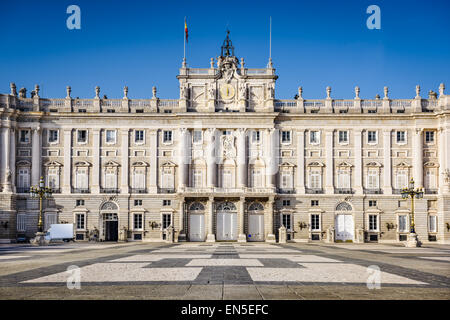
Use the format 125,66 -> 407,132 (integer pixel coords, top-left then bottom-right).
0,241 -> 449,300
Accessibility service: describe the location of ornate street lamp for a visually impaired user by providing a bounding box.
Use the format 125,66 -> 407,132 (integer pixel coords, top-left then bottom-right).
30,176 -> 53,244
400,178 -> 424,247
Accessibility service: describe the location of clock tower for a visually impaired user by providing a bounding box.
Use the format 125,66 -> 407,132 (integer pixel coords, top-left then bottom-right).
177,30 -> 278,113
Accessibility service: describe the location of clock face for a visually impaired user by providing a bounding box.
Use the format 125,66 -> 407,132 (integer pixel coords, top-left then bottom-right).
220,84 -> 235,100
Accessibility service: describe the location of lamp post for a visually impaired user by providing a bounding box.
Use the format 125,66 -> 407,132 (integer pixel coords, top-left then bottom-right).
400,178 -> 424,247
30,176 -> 53,245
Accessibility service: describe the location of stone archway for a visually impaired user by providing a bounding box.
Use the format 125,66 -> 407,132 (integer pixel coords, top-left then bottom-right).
216,202 -> 237,241
100,201 -> 119,241
335,202 -> 354,242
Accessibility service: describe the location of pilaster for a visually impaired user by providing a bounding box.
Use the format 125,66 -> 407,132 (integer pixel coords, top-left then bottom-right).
238,197 -> 246,242
382,129 -> 392,194
325,130 -> 334,194
206,196 -> 215,242
296,130 -> 305,194
31,127 -> 41,186
354,130 -> 363,194
62,129 -> 72,194
120,129 -> 129,193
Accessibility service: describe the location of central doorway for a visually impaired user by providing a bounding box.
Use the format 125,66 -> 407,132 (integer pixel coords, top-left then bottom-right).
103,213 -> 118,241
216,202 -> 237,241
335,214 -> 354,241
247,202 -> 264,242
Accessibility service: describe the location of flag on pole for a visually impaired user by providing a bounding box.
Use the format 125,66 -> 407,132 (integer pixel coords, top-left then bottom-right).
185,18 -> 188,43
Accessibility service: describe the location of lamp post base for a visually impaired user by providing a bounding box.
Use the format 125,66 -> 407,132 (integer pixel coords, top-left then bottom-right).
404,233 -> 421,247
31,232 -> 49,246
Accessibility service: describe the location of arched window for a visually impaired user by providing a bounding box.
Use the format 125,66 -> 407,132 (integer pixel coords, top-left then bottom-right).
216,202 -> 237,211
336,202 -> 352,211
248,202 -> 264,211
189,202 -> 205,211
101,202 -> 118,211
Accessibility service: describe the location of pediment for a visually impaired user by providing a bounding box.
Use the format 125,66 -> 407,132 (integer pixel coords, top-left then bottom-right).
44,161 -> 63,167
74,161 -> 91,167
280,162 -> 296,167
395,161 -> 411,168
307,161 -> 324,167
424,161 -> 439,168
337,161 -> 353,168
131,161 -> 149,167
161,161 -> 177,167
366,161 -> 382,167
16,160 -> 31,167
103,160 -> 120,167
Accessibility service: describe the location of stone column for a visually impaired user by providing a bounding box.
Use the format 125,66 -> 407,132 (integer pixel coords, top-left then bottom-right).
178,197 -> 186,241
266,128 -> 278,189
31,127 -> 41,186
238,197 -> 246,242
206,196 -> 215,242
296,130 -> 305,194
92,129 -> 100,193
325,130 -> 334,193
1,126 -> 11,192
62,129 -> 72,193
149,130 -> 158,193
438,128 -> 447,194
0,124 -> 2,192
382,130 -> 392,194
237,128 -> 247,188
354,130 -> 363,194
413,128 -> 423,188
265,197 -> 276,242
121,130 -> 129,193
9,128 -> 16,192
178,128 -> 187,190
206,128 -> 216,188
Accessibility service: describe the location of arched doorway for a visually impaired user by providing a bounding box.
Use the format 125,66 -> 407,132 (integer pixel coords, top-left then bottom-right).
100,201 -> 119,241
247,202 -> 264,241
216,202 -> 237,241
335,202 -> 354,242
188,202 -> 206,242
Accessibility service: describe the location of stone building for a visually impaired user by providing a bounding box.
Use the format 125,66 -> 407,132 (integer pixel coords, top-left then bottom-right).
0,33 -> 449,244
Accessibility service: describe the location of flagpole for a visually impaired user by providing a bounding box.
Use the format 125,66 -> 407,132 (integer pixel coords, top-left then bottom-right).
183,17 -> 186,62
269,16 -> 272,60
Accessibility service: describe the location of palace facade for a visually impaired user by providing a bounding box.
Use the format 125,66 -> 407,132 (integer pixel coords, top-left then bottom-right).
1,33 -> 449,244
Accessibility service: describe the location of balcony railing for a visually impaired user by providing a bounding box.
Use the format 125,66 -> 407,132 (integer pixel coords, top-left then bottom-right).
130,188 -> 147,194
72,188 -> 90,194
392,189 -> 402,194
100,188 -> 121,194
305,188 -> 324,194
425,189 -> 438,194
278,188 -> 296,194
51,188 -> 61,194
16,187 -> 30,194
159,188 -> 175,194
364,189 -> 382,194
335,188 -> 354,194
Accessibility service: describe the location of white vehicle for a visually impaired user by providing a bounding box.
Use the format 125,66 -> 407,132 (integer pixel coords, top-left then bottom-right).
45,224 -> 74,242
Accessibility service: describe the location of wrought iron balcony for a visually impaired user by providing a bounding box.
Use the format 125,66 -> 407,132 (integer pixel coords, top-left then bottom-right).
100,188 -> 120,194
130,188 -> 147,194
305,188 -> 324,194
51,188 -> 61,194
159,188 -> 175,194
72,188 -> 90,194
335,188 -> 354,194
364,188 -> 383,194
16,187 -> 30,193
278,188 -> 296,194
425,189 -> 438,194
392,189 -> 402,194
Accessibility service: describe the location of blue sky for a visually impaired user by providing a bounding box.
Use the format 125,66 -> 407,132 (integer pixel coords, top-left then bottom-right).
0,0 -> 449,99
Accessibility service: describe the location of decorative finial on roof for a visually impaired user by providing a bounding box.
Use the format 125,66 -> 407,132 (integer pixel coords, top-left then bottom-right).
221,30 -> 235,58
384,86 -> 389,99
439,83 -> 445,96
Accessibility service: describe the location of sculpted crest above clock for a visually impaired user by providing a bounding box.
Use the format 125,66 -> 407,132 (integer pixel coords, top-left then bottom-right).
177,30 -> 278,113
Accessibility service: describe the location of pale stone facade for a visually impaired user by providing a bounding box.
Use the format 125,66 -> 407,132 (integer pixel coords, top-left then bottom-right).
1,34 -> 449,244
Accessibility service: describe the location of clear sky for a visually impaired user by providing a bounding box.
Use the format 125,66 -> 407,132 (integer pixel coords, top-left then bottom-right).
0,0 -> 449,100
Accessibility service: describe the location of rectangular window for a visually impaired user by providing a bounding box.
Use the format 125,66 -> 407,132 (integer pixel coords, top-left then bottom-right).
252,169 -> 262,188
367,169 -> 379,189
369,215 -> 378,231
282,200 -> 291,207
44,213 -> 57,231
163,200 -> 171,206
369,200 -> 377,207
17,214 -> 26,232
281,214 -> 291,230
76,214 -> 85,230
338,131 -> 348,143
76,168 -> 88,189
107,109 -> 115,113
77,130 -> 87,143
368,131 -> 377,143
47,168 -> 59,189
193,169 -> 203,188
222,169 -> 233,188
311,214 -> 320,231
18,168 -> 30,190
76,199 -> 85,206
310,131 -> 319,144
162,168 -> 174,188
104,169 -> 117,189
398,215 -> 408,232
136,109 -> 144,113
428,215 -> 437,232
309,171 -> 321,189
20,130 -> 30,143
425,170 -> 436,189
133,213 -> 143,230
281,171 -> 292,189
193,130 -> 202,144
396,171 -> 408,189
252,130 -> 261,143
134,199 -> 143,206
396,131 -> 406,143
132,168 -> 145,189
48,130 -> 59,143
162,214 -> 171,229
106,130 -> 116,144
368,109 -> 377,114
163,130 -> 172,143
425,131 -> 434,143
222,130 -> 232,136
78,109 -> 86,113
337,170 -> 350,188
311,200 -> 319,207
135,130 -> 144,143
281,131 -> 291,143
